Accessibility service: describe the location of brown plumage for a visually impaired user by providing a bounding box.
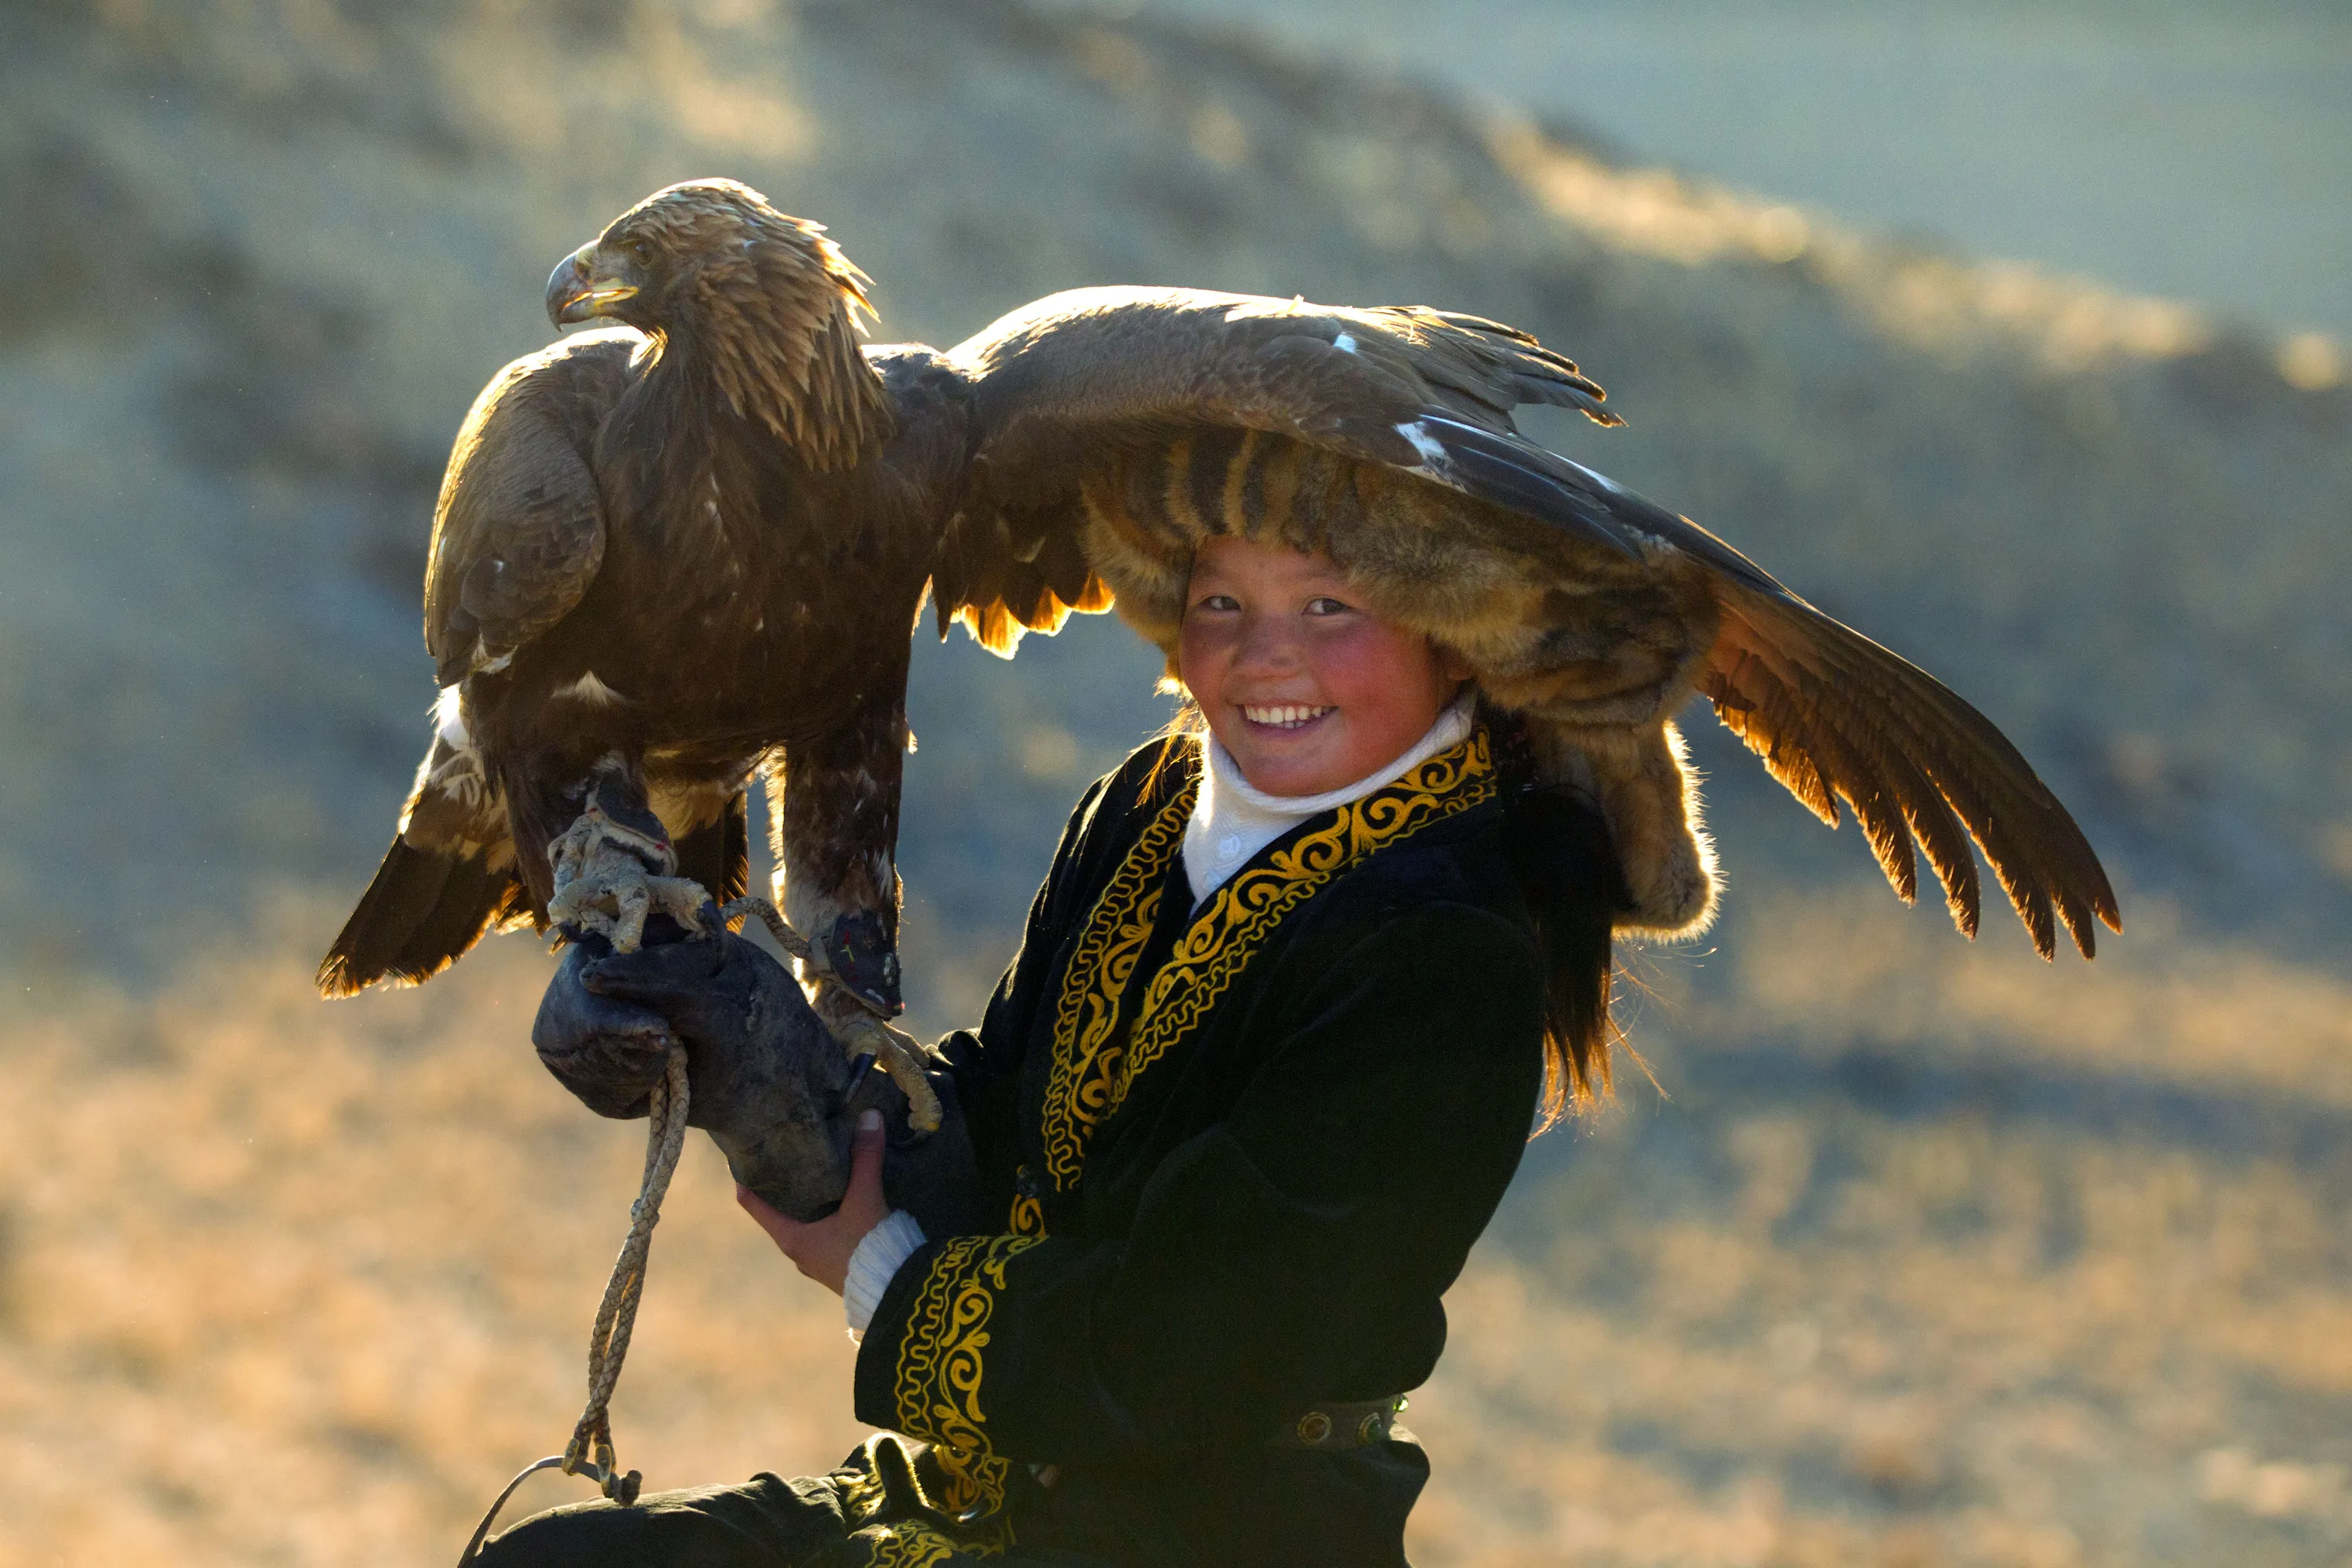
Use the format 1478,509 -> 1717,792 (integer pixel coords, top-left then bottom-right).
321,179 -> 2114,1048
319,180 -> 946,1089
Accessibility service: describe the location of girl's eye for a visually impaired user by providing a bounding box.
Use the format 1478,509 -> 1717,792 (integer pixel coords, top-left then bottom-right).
1192,593 -> 1240,612
1304,596 -> 1353,616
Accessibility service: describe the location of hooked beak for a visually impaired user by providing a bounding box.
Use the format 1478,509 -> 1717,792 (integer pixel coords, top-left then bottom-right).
545,242 -> 641,328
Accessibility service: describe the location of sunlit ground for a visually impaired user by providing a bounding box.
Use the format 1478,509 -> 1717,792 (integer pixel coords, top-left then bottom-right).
9,894 -> 2349,1567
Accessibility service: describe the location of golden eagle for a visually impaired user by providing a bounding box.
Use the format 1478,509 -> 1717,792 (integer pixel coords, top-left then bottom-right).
319,178 -> 2118,1109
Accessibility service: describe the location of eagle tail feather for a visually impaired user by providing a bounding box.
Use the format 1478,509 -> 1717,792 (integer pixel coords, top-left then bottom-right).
316,837 -> 518,997
675,790 -> 751,910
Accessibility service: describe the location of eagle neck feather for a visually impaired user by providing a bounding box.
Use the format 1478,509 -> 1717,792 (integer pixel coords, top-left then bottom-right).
607,350 -> 814,579
684,228 -> 894,474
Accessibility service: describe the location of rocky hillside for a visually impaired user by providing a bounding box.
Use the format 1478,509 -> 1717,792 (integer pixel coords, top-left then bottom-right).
2,0 -> 2346,988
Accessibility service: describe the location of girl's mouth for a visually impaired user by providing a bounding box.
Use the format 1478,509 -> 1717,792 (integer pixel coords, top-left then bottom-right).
1240,704 -> 1334,731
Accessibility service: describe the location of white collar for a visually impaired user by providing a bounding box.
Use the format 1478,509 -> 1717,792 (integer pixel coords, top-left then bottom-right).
1181,698 -> 1475,904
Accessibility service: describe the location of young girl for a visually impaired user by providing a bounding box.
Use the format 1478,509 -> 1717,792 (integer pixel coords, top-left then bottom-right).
484,531 -> 1628,1566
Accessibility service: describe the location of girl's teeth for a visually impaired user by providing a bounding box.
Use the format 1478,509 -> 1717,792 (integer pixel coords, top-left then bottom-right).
1243,705 -> 1332,728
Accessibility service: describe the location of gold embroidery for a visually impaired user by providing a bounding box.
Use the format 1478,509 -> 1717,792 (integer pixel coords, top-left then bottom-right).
891,1233 -> 1044,1522
863,1515 -> 1010,1566
1040,787 -> 1193,1189
1007,1166 -> 1044,1237
836,1462 -> 887,1524
864,1521 -> 960,1568
835,1439 -> 1011,1563
1041,731 -> 1496,1185
1120,732 -> 1494,1099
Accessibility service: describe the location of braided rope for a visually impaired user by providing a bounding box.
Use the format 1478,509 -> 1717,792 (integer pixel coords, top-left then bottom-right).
564,1044 -> 691,1489
458,892 -> 900,1562
457,1046 -> 690,1563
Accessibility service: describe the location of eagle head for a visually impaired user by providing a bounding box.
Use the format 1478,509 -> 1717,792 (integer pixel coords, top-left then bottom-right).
544,178 -> 891,470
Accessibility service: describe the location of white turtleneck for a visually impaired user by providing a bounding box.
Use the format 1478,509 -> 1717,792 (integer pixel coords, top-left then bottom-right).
1181,697 -> 1474,906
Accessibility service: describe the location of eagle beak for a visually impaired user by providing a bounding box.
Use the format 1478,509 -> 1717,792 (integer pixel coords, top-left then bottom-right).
545,243 -> 639,328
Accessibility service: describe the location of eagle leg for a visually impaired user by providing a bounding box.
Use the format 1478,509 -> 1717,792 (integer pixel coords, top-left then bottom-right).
721,896 -> 943,1133
546,795 -> 717,954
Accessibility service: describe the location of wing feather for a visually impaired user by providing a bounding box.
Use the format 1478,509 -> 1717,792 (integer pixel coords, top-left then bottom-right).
927,285 -> 2117,958
423,328 -> 634,685
1702,583 -> 2119,958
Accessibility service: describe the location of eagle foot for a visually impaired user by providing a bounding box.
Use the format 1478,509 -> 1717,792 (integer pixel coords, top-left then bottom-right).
547,805 -> 713,955
720,897 -> 935,1134
814,985 -> 942,1134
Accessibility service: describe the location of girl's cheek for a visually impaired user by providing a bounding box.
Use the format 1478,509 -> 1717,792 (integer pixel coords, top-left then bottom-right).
1178,619 -> 1231,676
1301,619 -> 1388,691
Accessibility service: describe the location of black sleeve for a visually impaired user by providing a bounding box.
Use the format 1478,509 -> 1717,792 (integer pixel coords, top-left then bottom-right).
855,901 -> 1545,1460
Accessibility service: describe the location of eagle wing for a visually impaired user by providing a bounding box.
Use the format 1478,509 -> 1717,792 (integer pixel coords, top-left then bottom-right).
934,285 -> 2119,958
932,285 -> 1788,652
1700,582 -> 2118,958
423,328 -> 635,686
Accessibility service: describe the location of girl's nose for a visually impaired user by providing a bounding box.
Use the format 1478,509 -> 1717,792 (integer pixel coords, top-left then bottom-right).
1231,611 -> 1303,677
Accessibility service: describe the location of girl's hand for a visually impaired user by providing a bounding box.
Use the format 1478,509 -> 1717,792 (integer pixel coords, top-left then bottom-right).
736,1108 -> 888,1296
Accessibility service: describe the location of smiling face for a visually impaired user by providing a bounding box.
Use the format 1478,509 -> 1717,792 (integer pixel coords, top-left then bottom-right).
1178,535 -> 1471,797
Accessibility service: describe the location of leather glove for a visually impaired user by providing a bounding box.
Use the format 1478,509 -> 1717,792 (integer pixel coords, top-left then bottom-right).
534,928 -> 985,1233
530,937 -> 677,1121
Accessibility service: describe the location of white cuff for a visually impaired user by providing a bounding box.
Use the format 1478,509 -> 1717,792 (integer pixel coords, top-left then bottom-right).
844,1210 -> 928,1339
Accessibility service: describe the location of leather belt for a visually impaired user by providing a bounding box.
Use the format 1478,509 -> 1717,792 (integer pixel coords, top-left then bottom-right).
1025,1396 -> 1410,1490
1272,1396 -> 1406,1450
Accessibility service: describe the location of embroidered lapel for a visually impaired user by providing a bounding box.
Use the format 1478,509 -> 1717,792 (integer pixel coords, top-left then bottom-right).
1036,780 -> 1196,1192
1037,730 -> 1496,1194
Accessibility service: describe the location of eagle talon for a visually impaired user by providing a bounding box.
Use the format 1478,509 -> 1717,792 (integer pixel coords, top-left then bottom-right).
815,988 -> 940,1133
547,807 -> 717,955
714,897 -> 934,1130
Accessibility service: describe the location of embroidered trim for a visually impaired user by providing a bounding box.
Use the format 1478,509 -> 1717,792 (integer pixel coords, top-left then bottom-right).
836,1461 -> 887,1523
836,1440 -> 1011,1562
1039,786 -> 1193,1189
864,1522 -> 960,1567
891,1233 -> 1044,1521
1007,1165 -> 1044,1238
1042,731 -> 1494,1189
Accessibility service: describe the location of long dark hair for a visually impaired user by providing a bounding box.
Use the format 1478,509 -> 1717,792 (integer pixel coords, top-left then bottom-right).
1487,708 -> 1632,1129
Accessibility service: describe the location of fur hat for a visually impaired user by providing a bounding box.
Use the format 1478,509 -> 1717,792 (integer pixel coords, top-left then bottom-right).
1077,434 -> 1719,936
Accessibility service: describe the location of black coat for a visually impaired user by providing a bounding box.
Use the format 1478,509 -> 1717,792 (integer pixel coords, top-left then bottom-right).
853,727 -> 1548,1567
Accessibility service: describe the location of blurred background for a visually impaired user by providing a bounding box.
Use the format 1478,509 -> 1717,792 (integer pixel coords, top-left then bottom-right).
3,1 -> 2348,1563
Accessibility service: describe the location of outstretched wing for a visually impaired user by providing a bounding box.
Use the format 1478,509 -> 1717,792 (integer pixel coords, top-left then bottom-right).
1700,583 -> 2120,959
423,327 -> 636,686
935,285 -> 2118,958
929,285 -> 1757,653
